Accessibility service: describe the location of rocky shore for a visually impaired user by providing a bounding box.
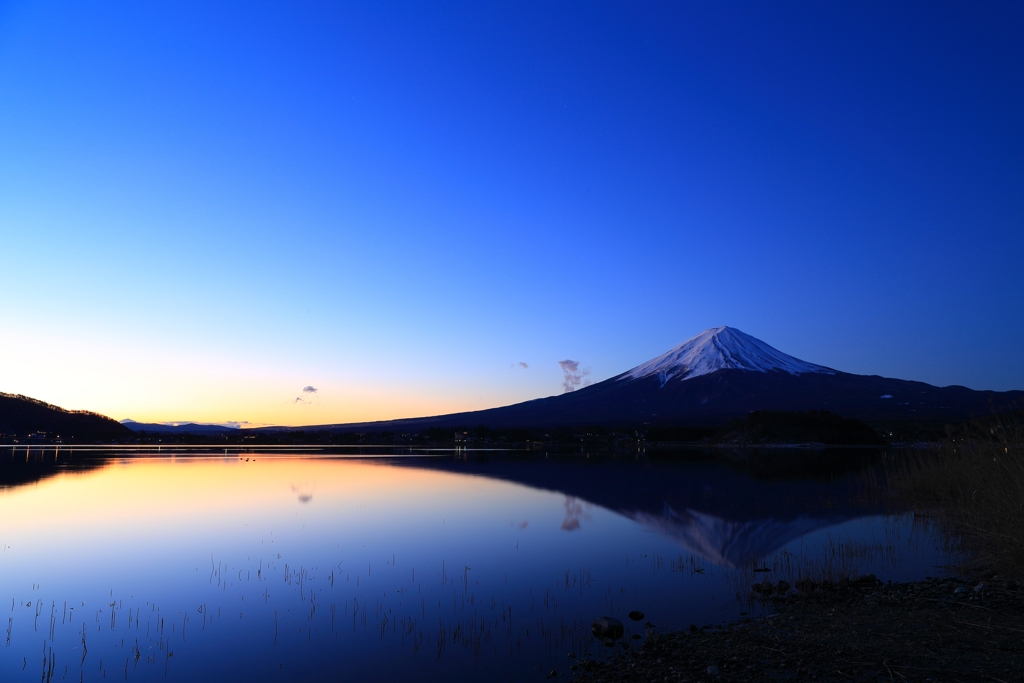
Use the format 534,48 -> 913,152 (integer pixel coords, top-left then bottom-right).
572,575 -> 1024,683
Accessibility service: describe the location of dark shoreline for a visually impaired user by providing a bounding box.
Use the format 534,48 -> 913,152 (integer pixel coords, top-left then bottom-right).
573,574 -> 1024,682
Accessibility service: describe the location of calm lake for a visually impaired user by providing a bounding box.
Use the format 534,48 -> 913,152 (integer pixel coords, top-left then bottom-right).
0,446 -> 948,682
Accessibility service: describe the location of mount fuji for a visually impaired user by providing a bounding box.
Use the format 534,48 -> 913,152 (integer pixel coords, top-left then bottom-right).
619,326 -> 834,385
303,327 -> 1024,432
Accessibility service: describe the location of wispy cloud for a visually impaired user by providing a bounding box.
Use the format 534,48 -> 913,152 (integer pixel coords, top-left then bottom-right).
511,361 -> 529,370
559,359 -> 591,393
294,386 -> 319,405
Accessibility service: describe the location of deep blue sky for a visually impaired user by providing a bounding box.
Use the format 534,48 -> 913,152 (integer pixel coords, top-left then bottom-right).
1,1 -> 1022,424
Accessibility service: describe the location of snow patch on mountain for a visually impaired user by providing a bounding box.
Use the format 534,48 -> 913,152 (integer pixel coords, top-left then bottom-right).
621,326 -> 834,385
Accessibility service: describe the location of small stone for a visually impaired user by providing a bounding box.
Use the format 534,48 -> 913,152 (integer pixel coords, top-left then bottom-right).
795,578 -> 816,592
549,669 -> 558,677
776,580 -> 791,595
592,616 -> 625,640
707,664 -> 720,676
628,610 -> 645,621
954,586 -> 968,594
689,624 -> 698,633
973,582 -> 986,593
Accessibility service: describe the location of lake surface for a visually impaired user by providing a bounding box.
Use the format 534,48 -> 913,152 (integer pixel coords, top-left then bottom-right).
0,446 -> 948,682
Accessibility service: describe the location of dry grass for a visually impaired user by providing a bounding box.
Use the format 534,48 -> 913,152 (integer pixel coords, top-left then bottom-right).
886,415 -> 1024,579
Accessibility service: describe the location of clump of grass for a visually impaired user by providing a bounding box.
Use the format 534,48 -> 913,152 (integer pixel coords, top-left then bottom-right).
886,414 -> 1024,579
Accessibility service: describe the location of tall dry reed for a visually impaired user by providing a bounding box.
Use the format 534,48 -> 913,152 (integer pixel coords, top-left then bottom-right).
886,415 -> 1024,579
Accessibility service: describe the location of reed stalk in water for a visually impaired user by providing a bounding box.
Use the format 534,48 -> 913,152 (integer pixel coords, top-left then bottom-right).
886,414 -> 1024,578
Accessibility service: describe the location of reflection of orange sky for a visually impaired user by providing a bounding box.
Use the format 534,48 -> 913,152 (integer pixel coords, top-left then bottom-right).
0,457 -> 527,534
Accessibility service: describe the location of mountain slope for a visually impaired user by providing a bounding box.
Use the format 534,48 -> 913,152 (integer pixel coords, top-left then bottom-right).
294,327 -> 1023,432
0,393 -> 134,442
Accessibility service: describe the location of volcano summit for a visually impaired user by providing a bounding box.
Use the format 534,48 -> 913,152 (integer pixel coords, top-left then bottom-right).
621,326 -> 834,385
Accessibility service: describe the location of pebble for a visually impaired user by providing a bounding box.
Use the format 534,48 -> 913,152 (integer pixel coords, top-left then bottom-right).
592,616 -> 624,639
706,664 -> 720,676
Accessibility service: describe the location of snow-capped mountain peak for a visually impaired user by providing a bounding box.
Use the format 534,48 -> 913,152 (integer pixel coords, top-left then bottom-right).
621,327 -> 834,386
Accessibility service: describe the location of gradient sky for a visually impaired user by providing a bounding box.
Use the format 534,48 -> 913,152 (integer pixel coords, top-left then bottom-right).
1,1 -> 1022,426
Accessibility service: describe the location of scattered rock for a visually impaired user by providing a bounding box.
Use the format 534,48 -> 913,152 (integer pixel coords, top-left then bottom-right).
752,580 -> 774,594
954,586 -> 969,594
591,616 -> 624,640
973,582 -> 986,593
628,610 -> 645,621
795,578 -> 817,593
580,575 -> 1024,683
776,580 -> 791,595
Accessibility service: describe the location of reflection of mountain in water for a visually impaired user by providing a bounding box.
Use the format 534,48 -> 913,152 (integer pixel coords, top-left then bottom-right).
628,505 -> 853,567
397,451 -> 898,568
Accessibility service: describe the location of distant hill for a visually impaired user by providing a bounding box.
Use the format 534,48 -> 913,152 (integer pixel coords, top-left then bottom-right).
0,393 -> 133,442
120,420 -> 239,435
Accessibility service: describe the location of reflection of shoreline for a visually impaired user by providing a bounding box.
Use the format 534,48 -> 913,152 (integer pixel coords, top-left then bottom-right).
0,448 -> 108,489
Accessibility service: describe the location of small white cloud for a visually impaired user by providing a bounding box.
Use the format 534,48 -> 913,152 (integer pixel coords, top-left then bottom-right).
302,386 -> 318,394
